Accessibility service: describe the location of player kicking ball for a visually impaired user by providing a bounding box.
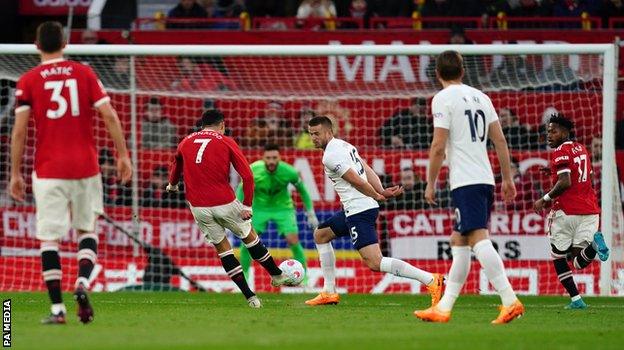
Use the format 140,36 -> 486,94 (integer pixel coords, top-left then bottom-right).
414,50 -> 523,324
167,109 -> 295,308
9,22 -> 132,324
304,116 -> 444,307
533,114 -> 610,309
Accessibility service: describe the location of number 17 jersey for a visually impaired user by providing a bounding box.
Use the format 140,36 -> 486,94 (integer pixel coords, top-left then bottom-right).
15,58 -> 109,179
323,138 -> 378,216
432,84 -> 498,190
550,141 -> 600,215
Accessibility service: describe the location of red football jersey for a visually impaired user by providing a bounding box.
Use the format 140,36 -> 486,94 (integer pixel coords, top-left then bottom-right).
169,130 -> 254,207
550,141 -> 600,215
15,58 -> 109,179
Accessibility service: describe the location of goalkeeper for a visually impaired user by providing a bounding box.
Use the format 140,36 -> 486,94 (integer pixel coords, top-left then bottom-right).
236,144 -> 318,283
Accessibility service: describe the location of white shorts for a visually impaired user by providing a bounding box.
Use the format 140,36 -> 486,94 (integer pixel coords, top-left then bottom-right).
32,172 -> 104,241
190,200 -> 252,244
547,210 -> 599,252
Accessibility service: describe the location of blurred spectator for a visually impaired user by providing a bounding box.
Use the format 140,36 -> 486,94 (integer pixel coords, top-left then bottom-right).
537,54 -> 580,90
421,0 -> 480,17
297,0 -> 337,19
99,56 -> 130,90
591,136 -> 602,164
100,149 -> 132,206
167,0 -> 209,29
294,106 -> 317,149
488,54 -> 539,89
243,100 -> 293,148
498,108 -> 535,150
211,0 -> 245,28
391,167 -> 427,210
601,0 -> 624,26
367,0 -> 413,17
171,57 -> 236,92
141,97 -> 178,149
245,0 -> 287,17
495,157 -> 534,211
341,0 -> 369,28
553,0 -> 587,17
315,98 -> 352,139
81,30 -> 99,44
500,0 -> 552,16
380,97 -> 431,150
141,165 -> 186,208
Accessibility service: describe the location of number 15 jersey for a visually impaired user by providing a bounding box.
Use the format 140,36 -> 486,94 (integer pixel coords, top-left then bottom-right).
323,138 -> 378,216
550,141 -> 600,215
15,58 -> 110,179
432,84 -> 498,190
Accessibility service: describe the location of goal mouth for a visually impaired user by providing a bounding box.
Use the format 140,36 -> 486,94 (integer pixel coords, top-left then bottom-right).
0,44 -> 619,296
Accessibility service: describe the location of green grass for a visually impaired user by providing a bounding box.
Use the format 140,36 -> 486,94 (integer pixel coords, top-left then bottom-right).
4,292 -> 624,350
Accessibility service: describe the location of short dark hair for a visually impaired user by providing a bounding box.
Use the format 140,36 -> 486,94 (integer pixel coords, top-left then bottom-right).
36,21 -> 64,54
197,109 -> 224,128
264,143 -> 280,152
549,114 -> 574,132
435,50 -> 464,81
148,97 -> 161,106
308,115 -> 333,129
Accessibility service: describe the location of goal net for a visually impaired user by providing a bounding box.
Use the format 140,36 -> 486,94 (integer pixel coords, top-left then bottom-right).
0,44 -> 621,296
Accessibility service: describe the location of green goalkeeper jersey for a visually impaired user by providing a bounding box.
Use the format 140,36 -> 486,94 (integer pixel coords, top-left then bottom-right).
236,160 -> 314,212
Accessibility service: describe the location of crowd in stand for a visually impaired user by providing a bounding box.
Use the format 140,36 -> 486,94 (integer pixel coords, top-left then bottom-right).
163,0 -> 624,29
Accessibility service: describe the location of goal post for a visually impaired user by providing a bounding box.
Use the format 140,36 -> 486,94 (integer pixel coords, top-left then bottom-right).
0,43 -> 619,296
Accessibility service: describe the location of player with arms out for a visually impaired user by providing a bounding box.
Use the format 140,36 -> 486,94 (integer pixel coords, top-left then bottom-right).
415,51 -> 523,324
9,21 -> 132,324
533,114 -> 610,309
236,144 -> 318,284
305,116 -> 444,306
167,110 -> 295,308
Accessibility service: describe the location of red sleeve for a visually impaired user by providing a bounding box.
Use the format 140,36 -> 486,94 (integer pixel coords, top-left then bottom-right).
14,74 -> 32,113
85,65 -> 110,107
169,142 -> 184,185
552,147 -> 572,175
226,137 -> 254,207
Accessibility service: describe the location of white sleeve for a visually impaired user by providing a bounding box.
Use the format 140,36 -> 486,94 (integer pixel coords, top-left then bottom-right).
485,95 -> 499,124
432,95 -> 450,129
324,149 -> 350,178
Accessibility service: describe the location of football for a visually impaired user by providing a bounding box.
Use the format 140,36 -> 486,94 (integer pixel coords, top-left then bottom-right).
278,259 -> 305,286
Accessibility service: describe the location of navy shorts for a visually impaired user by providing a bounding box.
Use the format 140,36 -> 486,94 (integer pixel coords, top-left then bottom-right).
451,184 -> 494,235
318,208 -> 379,250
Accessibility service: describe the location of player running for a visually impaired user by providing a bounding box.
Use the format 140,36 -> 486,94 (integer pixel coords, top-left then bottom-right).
533,114 -> 610,309
167,109 -> 294,308
236,144 -> 318,284
9,21 -> 132,324
304,116 -> 444,306
414,50 -> 523,324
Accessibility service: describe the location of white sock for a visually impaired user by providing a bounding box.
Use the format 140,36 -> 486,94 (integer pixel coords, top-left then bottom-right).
316,243 -> 336,293
571,295 -> 582,302
51,303 -> 66,315
473,239 -> 517,307
379,257 -> 434,285
437,246 -> 471,312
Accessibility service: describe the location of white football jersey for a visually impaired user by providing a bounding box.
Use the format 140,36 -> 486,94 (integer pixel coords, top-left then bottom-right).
323,138 -> 379,216
432,84 -> 498,190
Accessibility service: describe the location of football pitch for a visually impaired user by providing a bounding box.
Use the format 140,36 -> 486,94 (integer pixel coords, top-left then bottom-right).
4,292 -> 624,350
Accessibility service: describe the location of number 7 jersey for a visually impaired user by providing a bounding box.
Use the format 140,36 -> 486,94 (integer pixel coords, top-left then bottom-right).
15,58 -> 109,179
550,141 -> 600,215
322,138 -> 378,216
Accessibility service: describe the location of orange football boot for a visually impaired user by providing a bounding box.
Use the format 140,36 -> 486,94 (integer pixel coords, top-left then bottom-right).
414,305 -> 451,323
491,300 -> 525,324
426,273 -> 445,306
305,292 -> 340,306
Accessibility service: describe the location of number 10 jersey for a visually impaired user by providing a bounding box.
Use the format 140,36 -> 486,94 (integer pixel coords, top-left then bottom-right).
322,138 -> 378,216
15,58 -> 110,179
432,84 -> 498,190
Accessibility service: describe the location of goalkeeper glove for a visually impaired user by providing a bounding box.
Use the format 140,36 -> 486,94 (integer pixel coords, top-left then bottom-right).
306,210 -> 319,229
166,183 -> 179,192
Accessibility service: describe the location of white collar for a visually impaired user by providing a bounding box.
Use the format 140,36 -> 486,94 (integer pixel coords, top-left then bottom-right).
40,58 -> 65,65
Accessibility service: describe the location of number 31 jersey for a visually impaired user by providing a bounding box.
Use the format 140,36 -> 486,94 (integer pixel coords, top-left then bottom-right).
550,141 -> 600,215
432,84 -> 498,190
15,58 -> 109,179
323,138 -> 378,216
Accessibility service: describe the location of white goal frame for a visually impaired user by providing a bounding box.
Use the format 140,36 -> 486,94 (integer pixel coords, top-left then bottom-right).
0,43 -> 617,295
